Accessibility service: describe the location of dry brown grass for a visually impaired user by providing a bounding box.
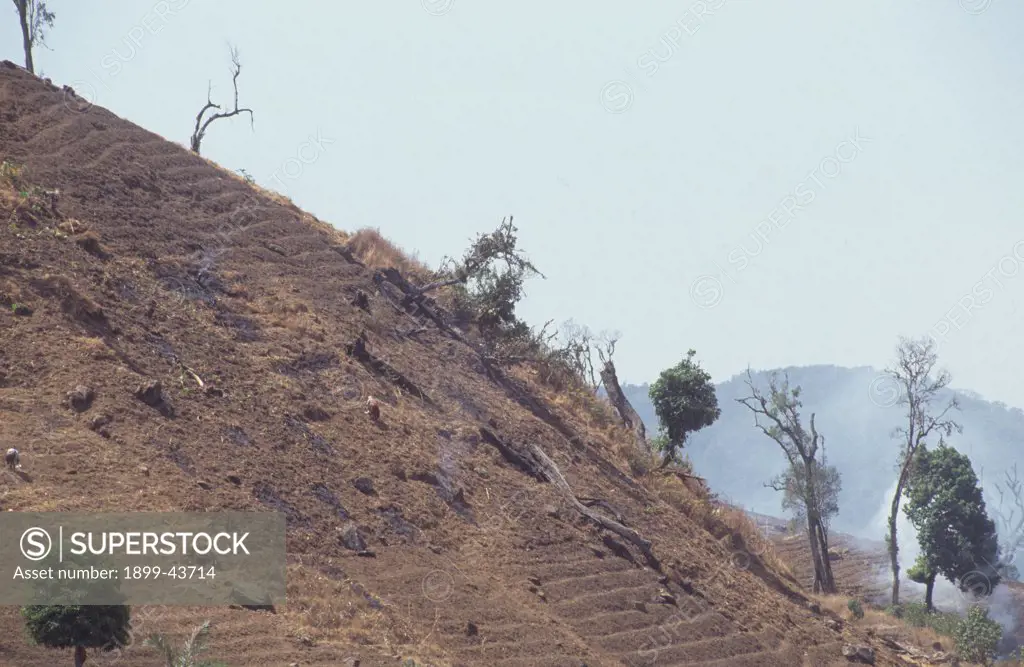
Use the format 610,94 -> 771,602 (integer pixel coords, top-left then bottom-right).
651,472 -> 795,582
345,227 -> 434,282
284,563 -> 454,666
812,594 -> 963,660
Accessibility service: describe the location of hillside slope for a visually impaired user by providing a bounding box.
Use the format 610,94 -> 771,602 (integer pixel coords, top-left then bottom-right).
0,61 -> 910,666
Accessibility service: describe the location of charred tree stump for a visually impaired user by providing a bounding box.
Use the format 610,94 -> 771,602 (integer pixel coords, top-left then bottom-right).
600,360 -> 650,454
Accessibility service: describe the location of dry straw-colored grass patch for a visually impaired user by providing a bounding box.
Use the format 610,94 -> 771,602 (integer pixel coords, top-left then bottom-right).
812,594 -> 961,660
345,227 -> 434,282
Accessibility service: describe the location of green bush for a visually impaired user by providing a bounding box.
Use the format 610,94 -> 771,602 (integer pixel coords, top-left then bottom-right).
884,602 -> 961,638
847,598 -> 864,619
953,605 -> 1002,666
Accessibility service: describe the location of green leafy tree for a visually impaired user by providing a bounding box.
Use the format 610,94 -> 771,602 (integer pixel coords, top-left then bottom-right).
145,619 -> 227,667
22,604 -> 131,667
11,0 -> 55,74
953,604 -> 1002,666
903,442 -> 1001,611
426,216 -> 543,337
648,349 -> 720,467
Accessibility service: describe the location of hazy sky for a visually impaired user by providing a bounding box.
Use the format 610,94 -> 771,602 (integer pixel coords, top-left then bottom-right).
5,0 -> 1024,405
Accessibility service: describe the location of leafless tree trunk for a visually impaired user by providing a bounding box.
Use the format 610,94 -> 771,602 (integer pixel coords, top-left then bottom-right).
738,369 -> 836,594
600,358 -> 649,455
190,45 -> 254,155
988,464 -> 1023,577
883,336 -> 961,605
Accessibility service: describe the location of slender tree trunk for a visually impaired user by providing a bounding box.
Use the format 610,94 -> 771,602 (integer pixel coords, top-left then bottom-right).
888,464 -> 913,605
74,645 -> 86,667
887,506 -> 900,606
16,2 -> 35,74
924,573 -> 935,612
801,458 -> 836,594
805,511 -> 825,593
813,516 -> 836,593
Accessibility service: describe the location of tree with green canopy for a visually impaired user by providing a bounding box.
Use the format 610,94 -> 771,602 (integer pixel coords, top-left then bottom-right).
22,604 -> 132,667
648,349 -> 720,467
903,442 -> 1001,611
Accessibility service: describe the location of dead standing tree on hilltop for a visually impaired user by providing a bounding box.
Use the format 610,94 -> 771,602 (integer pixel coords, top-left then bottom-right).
737,369 -> 837,594
190,44 -> 254,155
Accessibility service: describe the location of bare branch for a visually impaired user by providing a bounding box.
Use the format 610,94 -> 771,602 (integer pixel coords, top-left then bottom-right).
190,45 -> 255,155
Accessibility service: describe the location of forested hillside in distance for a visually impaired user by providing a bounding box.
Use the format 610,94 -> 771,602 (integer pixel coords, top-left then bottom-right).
623,365 -> 1024,540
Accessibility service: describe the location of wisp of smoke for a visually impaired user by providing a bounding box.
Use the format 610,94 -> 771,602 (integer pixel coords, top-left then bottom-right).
862,479 -> 1021,648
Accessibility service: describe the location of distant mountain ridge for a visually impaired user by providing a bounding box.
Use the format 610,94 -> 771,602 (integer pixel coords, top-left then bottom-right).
622,365 -> 1024,540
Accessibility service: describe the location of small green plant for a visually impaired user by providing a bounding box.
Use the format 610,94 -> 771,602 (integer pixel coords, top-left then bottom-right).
144,619 -> 227,667
954,605 -> 1002,666
237,168 -> 254,184
0,159 -> 23,185
847,598 -> 864,619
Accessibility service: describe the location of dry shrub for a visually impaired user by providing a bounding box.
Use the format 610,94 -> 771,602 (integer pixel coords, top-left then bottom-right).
624,446 -> 657,478
345,227 -> 433,282
813,593 -> 955,655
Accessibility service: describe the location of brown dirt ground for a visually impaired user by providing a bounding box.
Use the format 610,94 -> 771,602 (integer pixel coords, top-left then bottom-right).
0,59 -> 919,666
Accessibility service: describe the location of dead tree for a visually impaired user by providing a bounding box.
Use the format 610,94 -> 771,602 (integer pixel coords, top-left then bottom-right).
12,0 -> 55,74
991,463 -> 1024,579
190,45 -> 255,155
737,369 -> 837,594
883,336 -> 961,605
597,336 -> 649,454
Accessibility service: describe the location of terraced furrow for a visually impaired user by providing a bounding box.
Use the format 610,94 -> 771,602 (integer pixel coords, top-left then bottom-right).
75,132 -> 168,169
693,643 -> 807,667
458,637 -> 588,662
489,657 -> 600,667
572,608 -> 682,638
589,610 -> 728,651
620,628 -> 782,666
553,584 -> 664,619
542,567 -> 653,600
508,552 -> 634,580
13,113 -> 94,160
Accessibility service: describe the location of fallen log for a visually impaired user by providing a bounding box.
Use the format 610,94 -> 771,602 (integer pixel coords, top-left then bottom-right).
528,443 -> 658,568
478,427 -> 658,566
